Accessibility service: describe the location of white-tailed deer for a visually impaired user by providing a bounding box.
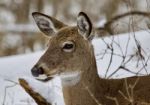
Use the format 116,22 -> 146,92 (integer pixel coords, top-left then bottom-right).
31,12 -> 150,105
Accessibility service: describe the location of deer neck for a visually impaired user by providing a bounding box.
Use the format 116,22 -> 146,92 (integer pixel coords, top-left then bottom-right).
81,44 -> 100,86
61,51 -> 122,105
81,53 -> 99,87
62,46 -> 104,105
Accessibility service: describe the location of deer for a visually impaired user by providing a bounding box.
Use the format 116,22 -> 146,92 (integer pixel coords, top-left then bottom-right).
30,11 -> 150,105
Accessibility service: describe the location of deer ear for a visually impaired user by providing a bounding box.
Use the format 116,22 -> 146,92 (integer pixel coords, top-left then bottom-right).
32,12 -> 66,37
77,12 -> 92,39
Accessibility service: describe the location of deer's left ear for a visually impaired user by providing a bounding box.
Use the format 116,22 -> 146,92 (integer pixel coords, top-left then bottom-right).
32,12 -> 66,37
77,12 -> 92,39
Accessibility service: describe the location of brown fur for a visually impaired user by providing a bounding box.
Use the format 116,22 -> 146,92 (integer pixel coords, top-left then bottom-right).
32,12 -> 150,105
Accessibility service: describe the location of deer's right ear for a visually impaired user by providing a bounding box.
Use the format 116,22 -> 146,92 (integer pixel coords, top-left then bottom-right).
77,12 -> 92,39
32,12 -> 66,37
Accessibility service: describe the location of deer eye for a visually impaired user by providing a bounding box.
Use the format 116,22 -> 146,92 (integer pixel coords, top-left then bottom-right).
62,41 -> 75,52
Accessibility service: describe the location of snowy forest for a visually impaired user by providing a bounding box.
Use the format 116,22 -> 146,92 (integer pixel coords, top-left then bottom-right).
0,0 -> 150,105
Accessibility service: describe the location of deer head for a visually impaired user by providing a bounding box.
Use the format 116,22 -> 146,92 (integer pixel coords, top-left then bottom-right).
31,12 -> 95,85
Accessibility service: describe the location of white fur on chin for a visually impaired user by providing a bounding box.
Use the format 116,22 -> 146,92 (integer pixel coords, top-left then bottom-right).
34,71 -> 82,87
60,71 -> 82,87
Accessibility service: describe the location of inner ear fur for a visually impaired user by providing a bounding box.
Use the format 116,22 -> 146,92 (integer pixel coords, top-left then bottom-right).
32,12 -> 67,36
77,12 -> 92,39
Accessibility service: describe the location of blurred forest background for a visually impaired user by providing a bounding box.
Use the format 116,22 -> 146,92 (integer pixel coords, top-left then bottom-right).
0,0 -> 150,57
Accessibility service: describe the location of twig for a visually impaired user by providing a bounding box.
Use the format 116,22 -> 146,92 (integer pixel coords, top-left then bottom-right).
2,84 -> 17,105
106,96 -> 119,105
4,79 -> 19,85
118,78 -> 140,105
82,83 -> 102,105
105,37 -> 114,77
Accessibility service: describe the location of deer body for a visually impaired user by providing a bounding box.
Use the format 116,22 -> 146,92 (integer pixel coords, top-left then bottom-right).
31,12 -> 150,105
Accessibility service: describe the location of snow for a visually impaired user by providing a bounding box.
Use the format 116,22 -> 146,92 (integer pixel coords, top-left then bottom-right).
0,51 -> 44,80
93,30 -> 150,78
0,30 -> 150,105
0,51 -> 44,105
23,77 -> 64,105
93,31 -> 150,78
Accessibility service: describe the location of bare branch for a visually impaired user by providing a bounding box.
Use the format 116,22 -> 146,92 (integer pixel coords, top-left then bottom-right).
19,78 -> 51,105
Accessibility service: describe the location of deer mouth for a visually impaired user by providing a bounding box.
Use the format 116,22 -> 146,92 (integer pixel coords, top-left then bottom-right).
35,76 -> 53,82
35,70 -> 82,84
35,70 -> 61,82
35,74 -> 53,82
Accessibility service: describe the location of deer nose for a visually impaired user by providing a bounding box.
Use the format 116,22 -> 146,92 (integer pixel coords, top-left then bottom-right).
31,66 -> 44,77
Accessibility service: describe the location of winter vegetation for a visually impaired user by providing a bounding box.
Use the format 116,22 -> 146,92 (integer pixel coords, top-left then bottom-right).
0,30 -> 150,105
0,0 -> 150,105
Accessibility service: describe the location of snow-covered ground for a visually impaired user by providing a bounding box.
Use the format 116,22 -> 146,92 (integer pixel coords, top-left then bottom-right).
94,30 -> 150,78
0,30 -> 150,105
0,51 -> 44,105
